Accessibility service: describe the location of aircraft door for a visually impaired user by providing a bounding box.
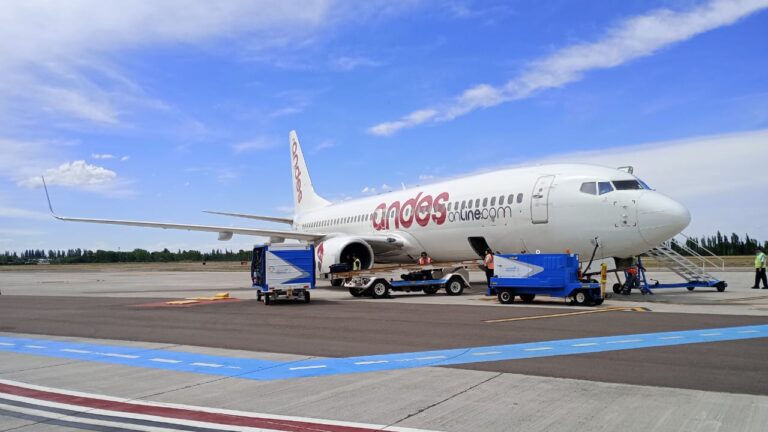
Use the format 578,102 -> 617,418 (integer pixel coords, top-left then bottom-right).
530,175 -> 555,224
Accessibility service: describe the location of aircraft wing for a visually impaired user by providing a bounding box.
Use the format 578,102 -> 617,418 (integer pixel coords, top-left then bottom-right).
42,179 -> 322,242
203,210 -> 293,225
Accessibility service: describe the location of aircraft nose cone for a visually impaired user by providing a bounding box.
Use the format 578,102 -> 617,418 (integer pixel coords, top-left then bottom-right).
637,193 -> 691,247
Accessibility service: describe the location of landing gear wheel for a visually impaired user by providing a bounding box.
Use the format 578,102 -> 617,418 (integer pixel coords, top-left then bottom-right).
573,290 -> 591,306
349,287 -> 364,297
423,286 -> 439,295
686,286 -> 695,291
445,278 -> 464,296
371,280 -> 390,299
497,290 -> 514,304
612,283 -> 622,294
303,291 -> 310,303
331,279 -> 343,287
519,294 -> 536,303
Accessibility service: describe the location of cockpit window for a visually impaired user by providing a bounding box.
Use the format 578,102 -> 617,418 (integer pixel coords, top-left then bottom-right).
612,180 -> 642,190
580,182 -> 597,195
637,179 -> 652,190
598,181 -> 614,195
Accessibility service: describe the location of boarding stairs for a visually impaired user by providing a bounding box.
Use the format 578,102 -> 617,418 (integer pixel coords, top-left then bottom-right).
643,234 -> 727,291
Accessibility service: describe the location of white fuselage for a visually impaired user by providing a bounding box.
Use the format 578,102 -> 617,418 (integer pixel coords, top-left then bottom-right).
293,164 -> 690,263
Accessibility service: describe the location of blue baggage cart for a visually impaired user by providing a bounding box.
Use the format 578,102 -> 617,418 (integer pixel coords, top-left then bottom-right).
251,243 -> 315,305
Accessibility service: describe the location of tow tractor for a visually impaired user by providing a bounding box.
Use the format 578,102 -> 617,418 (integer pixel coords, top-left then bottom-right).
489,253 -> 604,306
251,243 -> 315,305
333,261 -> 476,299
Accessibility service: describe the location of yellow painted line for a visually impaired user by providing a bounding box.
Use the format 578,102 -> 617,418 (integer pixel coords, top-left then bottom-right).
485,307 -> 649,323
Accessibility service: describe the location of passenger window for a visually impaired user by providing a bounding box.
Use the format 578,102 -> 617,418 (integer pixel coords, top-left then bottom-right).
475,199 -> 480,208
461,201 -> 466,210
507,194 -> 514,204
598,182 -> 614,195
580,182 -> 597,195
499,195 -> 505,205
482,198 -> 488,207
490,197 -> 496,206
468,200 -> 472,209
517,193 -> 523,203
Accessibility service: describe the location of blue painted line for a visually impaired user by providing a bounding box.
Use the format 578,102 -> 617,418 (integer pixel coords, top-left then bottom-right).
1,324 -> 766,381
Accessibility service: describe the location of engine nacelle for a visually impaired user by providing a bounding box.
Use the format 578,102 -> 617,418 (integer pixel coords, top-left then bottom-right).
315,236 -> 374,275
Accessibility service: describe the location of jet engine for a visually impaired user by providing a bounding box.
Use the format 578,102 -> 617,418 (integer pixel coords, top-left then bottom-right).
315,236 -> 374,276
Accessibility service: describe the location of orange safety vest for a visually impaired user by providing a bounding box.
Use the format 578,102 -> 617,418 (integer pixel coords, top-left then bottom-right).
418,256 -> 433,265
484,254 -> 494,270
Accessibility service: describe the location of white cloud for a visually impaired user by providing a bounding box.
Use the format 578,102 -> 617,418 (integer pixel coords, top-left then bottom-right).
330,55 -> 381,71
362,186 -> 376,194
120,155 -> 130,161
20,160 -> 117,189
91,153 -> 115,159
232,137 -> 277,153
369,0 -> 768,135
0,207 -> 49,221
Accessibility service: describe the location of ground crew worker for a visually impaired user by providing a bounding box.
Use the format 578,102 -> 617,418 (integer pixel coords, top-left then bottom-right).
417,251 -> 433,265
352,255 -> 362,272
753,247 -> 767,289
483,248 -> 494,287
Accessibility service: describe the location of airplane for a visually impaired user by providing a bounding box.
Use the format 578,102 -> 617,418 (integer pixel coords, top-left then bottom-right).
44,130 -> 690,285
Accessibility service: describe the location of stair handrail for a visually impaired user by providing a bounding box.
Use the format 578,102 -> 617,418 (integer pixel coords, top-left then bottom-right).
675,233 -> 726,270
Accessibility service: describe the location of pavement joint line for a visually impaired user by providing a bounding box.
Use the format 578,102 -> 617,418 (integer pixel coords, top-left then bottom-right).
484,306 -> 646,323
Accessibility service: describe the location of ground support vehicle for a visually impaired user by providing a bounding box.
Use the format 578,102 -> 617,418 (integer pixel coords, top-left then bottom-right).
489,253 -> 603,306
251,243 -> 315,305
337,262 -> 476,299
611,256 -> 727,295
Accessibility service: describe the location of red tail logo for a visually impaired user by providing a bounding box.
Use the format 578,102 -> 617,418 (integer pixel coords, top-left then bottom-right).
291,139 -> 303,203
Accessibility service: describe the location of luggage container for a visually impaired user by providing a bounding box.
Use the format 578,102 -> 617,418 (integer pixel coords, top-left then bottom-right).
251,243 -> 315,305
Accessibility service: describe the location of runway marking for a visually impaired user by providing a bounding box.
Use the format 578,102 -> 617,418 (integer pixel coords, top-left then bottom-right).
484,306 -> 648,323
1,324 -> 766,381
606,339 -> 643,344
0,379 -> 438,432
100,353 -> 139,359
24,345 -> 45,349
190,362 -> 223,368
60,349 -> 90,354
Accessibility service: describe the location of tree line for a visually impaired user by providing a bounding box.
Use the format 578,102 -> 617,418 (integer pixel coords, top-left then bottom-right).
0,248 -> 251,265
1,231 -> 765,265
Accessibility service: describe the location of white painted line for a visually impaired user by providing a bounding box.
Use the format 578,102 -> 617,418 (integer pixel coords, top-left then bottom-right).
395,358 -> 414,362
225,366 -> 241,369
354,360 -> 389,365
572,343 -> 599,347
738,330 -> 759,334
100,353 -> 139,359
699,333 -> 722,337
0,342 -> 15,346
24,345 -> 45,349
190,362 -> 223,368
659,336 -> 683,340
150,358 -> 181,364
415,356 -> 447,360
289,365 -> 327,371
60,349 -> 91,354
523,347 -> 553,352
606,339 -> 643,344
471,351 -> 501,356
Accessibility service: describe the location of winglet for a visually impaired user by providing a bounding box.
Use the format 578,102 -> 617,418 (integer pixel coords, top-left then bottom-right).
42,176 -> 59,218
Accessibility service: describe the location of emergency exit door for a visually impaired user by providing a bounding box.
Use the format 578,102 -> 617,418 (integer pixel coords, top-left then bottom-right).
531,175 -> 555,224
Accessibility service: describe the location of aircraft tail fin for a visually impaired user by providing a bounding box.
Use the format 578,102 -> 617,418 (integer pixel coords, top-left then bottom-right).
289,130 -> 330,214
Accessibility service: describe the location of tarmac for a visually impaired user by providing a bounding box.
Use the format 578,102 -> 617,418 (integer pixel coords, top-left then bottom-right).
0,268 -> 767,431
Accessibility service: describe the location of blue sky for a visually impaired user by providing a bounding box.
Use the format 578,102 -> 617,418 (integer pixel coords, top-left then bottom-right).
1,0 -> 767,253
